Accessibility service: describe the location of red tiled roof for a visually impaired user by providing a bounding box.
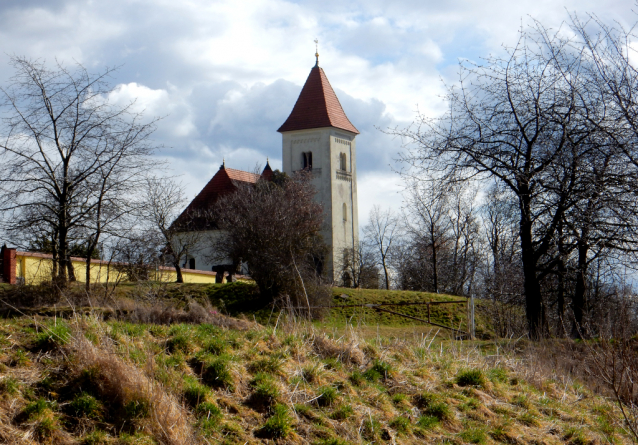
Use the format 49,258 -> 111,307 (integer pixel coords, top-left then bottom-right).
173,165 -> 273,231
278,65 -> 359,134
174,166 -> 260,230
226,168 -> 261,184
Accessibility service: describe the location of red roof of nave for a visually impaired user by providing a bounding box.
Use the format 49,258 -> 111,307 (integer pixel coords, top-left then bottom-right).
173,165 -> 263,230
278,65 -> 359,134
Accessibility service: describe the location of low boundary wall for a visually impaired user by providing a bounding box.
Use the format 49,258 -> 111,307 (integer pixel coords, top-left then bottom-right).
0,248 -> 230,285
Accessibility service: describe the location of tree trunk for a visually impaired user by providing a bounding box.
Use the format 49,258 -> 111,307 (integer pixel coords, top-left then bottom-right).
174,261 -> 184,283
519,198 -> 546,339
431,225 -> 438,293
58,225 -> 68,284
382,256 -> 390,290
572,234 -> 589,338
557,224 -> 566,333
67,257 -> 76,282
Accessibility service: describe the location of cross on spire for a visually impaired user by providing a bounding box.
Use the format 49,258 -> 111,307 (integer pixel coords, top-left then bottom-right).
314,38 -> 319,66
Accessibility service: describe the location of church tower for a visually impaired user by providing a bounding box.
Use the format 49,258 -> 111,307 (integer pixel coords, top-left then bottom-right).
278,55 -> 359,282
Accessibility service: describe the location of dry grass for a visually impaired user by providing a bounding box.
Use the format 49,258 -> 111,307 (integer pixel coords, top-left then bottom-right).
66,330 -> 199,445
0,308 -> 634,444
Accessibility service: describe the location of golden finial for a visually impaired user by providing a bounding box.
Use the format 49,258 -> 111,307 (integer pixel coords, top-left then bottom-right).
314,38 -> 319,66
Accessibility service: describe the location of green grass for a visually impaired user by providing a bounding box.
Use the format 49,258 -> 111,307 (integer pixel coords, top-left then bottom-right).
260,404 -> 293,439
69,392 -> 102,419
0,300 -> 628,445
456,369 -> 486,387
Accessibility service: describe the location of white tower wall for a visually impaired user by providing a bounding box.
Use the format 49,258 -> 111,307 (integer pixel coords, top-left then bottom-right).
281,127 -> 358,281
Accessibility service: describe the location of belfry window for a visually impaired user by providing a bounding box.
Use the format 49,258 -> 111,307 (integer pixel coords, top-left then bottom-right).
189,258 -> 196,270
302,151 -> 313,170
342,203 -> 348,221
339,153 -> 347,171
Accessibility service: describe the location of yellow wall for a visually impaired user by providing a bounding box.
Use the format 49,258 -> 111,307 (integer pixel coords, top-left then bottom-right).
15,254 -> 219,285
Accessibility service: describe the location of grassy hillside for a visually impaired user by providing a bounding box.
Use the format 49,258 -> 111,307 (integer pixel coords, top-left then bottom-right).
1,283 -> 478,335
0,312 -> 630,444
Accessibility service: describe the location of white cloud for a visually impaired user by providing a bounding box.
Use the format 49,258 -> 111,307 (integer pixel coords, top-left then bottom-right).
0,0 -> 635,225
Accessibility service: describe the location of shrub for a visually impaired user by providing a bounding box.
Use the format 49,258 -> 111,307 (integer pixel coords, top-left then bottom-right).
69,392 -> 102,419
34,416 -> 57,440
323,358 -> 342,370
389,416 -> 411,435
317,385 -> 338,407
317,439 -> 350,445
11,349 -> 30,366
455,369 -> 486,387
260,404 -> 293,439
330,405 -> 354,420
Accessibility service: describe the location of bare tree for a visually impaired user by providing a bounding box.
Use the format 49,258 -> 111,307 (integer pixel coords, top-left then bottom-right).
0,57 -> 158,284
363,205 -> 401,290
394,24 -> 604,337
337,241 -> 379,289
214,171 -> 327,306
402,179 -> 453,294
141,176 -> 201,283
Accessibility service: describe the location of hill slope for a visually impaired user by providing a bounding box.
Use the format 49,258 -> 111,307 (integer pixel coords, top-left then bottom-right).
0,312 -> 629,444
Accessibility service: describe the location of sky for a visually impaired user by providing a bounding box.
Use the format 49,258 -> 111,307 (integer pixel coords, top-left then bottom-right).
0,0 -> 634,227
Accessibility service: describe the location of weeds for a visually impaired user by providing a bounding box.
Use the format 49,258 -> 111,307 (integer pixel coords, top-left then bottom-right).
456,369 -> 486,387
389,416 -> 411,435
0,376 -> 19,394
34,322 -> 71,350
260,404 -> 293,439
250,373 -> 280,408
330,405 -> 354,420
316,385 -> 338,407
459,428 -> 487,444
69,392 -> 102,419
364,359 -> 393,382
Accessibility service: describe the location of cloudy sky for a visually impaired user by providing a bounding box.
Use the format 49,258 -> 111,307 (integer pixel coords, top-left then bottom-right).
0,0 -> 634,225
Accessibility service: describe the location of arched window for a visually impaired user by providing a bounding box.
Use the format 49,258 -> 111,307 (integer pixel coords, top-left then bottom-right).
339,152 -> 347,171
302,151 -> 313,170
189,258 -> 196,270
342,203 -> 348,221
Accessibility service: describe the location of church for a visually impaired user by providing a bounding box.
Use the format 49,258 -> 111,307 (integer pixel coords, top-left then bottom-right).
176,54 -> 359,282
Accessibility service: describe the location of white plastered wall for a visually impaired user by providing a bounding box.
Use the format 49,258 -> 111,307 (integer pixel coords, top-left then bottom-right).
281,127 -> 359,281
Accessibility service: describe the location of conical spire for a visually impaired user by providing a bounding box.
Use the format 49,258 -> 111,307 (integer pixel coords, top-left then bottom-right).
277,64 -> 359,134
